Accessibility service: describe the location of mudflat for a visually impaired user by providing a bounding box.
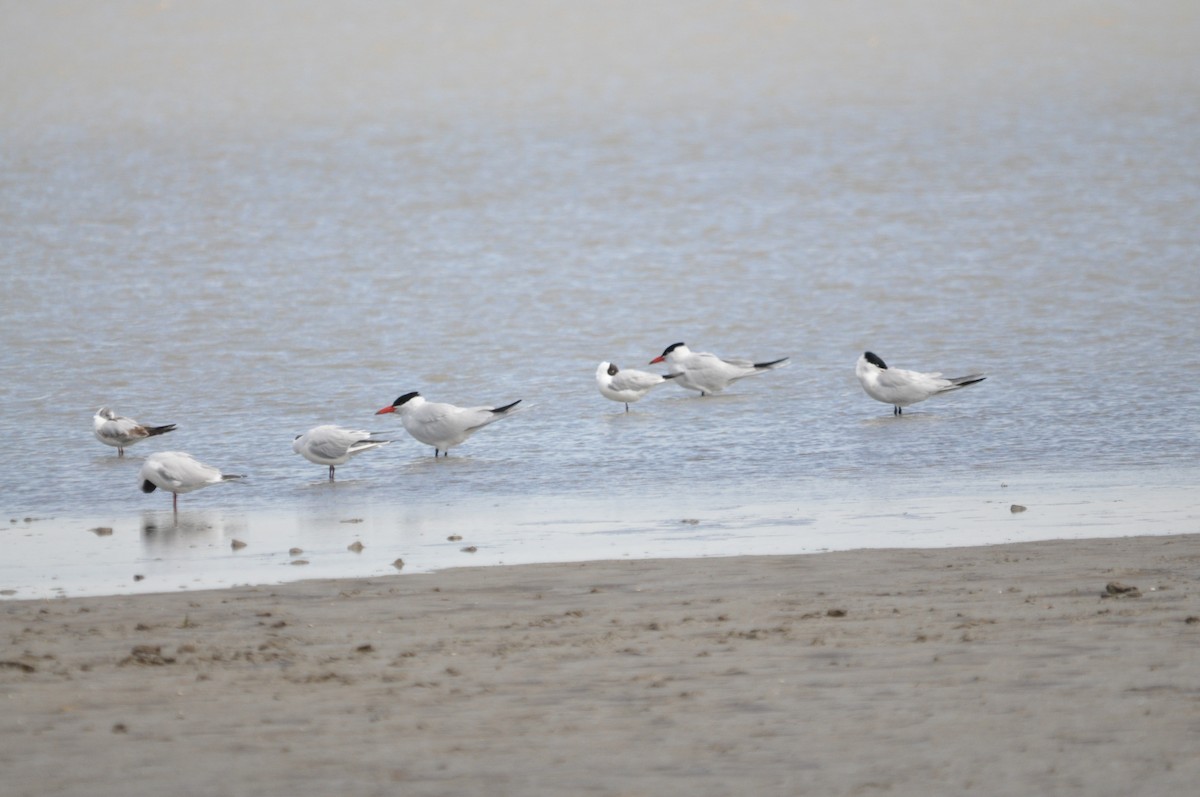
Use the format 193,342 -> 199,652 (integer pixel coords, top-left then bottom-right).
4,534 -> 1199,796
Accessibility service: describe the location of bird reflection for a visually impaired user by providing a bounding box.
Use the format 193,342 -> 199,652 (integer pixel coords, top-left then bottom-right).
140,510 -> 240,551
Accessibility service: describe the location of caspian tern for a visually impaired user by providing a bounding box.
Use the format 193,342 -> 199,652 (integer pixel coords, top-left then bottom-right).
375,392 -> 523,456
855,351 -> 986,415
292,425 -> 390,480
139,451 -> 244,511
93,407 -> 177,456
649,342 -> 789,396
595,361 -> 677,411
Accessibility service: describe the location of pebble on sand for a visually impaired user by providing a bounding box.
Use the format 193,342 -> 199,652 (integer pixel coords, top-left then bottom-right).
231,539 -> 247,551
1010,504 -> 1028,513
90,527 -> 113,536
347,541 -> 364,553
393,558 -> 405,570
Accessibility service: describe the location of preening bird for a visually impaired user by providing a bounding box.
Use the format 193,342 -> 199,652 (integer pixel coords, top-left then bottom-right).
595,361 -> 676,411
292,425 -> 390,480
855,351 -> 986,415
93,407 -> 176,456
139,451 -> 244,511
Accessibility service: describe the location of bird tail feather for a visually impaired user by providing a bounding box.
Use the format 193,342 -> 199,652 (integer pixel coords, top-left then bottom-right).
490,399 -> 522,415
939,375 -> 986,393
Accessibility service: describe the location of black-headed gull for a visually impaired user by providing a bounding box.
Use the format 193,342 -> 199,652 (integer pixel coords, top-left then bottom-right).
375,392 -> 523,457
855,351 -> 986,415
292,425 -> 390,480
595,361 -> 677,412
139,451 -> 244,511
93,407 -> 177,456
649,342 -> 789,396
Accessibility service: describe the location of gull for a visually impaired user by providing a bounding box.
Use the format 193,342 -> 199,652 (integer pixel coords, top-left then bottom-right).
292,425 -> 390,480
139,451 -> 244,511
375,392 -> 523,457
649,342 -> 789,396
595,361 -> 677,411
93,407 -> 177,456
855,351 -> 986,415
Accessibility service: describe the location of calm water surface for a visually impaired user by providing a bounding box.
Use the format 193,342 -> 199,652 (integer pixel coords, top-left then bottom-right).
2,2 -> 1198,596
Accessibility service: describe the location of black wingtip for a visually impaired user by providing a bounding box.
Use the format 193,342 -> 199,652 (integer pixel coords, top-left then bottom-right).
147,424 -> 177,437
754,357 -> 789,369
141,480 -> 158,494
491,399 -> 522,414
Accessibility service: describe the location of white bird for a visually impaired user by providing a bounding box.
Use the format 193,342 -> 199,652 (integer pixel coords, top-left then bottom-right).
293,425 -> 390,481
649,342 -> 789,396
93,407 -> 177,456
139,451 -> 244,511
855,351 -> 986,415
595,361 -> 677,411
375,392 -> 523,456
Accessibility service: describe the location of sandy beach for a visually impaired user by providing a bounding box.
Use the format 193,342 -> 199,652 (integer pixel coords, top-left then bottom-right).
3,534 -> 1199,796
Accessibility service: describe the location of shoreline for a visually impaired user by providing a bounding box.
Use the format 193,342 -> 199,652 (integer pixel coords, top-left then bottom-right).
5,476 -> 1197,601
4,532 -> 1199,795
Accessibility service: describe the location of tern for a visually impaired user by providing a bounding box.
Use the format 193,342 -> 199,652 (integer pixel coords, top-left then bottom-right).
595,361 -> 677,411
375,392 -> 523,456
139,451 -> 244,511
93,407 -> 177,456
293,425 -> 391,480
855,351 -> 986,415
649,342 -> 789,396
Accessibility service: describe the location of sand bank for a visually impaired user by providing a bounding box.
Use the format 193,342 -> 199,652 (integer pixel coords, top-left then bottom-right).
3,534 -> 1199,796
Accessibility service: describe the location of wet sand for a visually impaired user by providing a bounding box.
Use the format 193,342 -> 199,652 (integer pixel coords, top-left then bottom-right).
3,533 -> 1199,796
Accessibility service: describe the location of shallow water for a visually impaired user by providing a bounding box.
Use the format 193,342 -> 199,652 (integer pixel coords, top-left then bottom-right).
2,2 -> 1198,597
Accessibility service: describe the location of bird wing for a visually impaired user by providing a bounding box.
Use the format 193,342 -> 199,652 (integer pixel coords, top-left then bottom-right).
716,355 -> 755,369
99,416 -> 148,443
880,367 -> 951,398
689,352 -> 757,383
148,453 -> 221,490
610,369 -> 663,392
346,439 -> 389,455
406,403 -> 474,442
305,428 -> 361,461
